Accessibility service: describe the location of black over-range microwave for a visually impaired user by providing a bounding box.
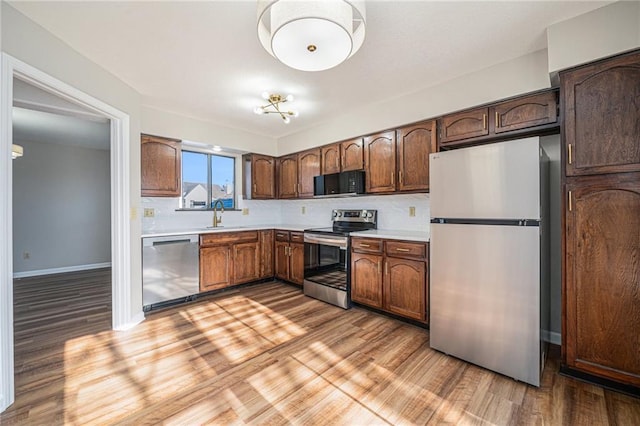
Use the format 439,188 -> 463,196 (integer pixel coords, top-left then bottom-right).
313,170 -> 365,196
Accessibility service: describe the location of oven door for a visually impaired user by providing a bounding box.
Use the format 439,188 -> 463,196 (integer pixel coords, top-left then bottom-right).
303,233 -> 350,308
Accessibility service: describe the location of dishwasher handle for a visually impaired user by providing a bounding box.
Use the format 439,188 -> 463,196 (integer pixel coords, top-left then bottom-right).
153,239 -> 192,246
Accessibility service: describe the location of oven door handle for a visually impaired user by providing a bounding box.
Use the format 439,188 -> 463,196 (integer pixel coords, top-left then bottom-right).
304,233 -> 348,249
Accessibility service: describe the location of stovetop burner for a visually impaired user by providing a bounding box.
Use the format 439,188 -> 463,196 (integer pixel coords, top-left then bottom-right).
304,209 -> 377,236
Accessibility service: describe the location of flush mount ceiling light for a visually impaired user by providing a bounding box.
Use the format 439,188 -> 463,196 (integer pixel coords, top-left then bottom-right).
254,92 -> 299,124
12,144 -> 24,160
257,0 -> 366,72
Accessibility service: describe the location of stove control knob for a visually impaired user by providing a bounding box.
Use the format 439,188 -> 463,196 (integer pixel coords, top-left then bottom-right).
337,212 -> 343,217
366,212 -> 373,218
332,211 -> 338,218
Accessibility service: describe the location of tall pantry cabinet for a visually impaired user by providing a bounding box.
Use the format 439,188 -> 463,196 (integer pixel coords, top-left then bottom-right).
560,49 -> 640,390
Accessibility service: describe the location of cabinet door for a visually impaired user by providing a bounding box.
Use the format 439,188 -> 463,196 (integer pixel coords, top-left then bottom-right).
364,131 -> 397,193
259,230 -> 274,278
383,257 -> 426,322
565,174 -> 640,386
439,107 -> 489,145
492,91 -> 557,134
562,51 -> 640,176
321,144 -> 341,175
397,121 -> 436,192
274,240 -> 290,281
351,252 -> 383,308
232,242 -> 259,284
252,155 -> 276,199
289,243 -> 305,285
141,134 -> 181,197
340,138 -> 364,171
297,149 -> 321,198
277,155 -> 298,199
200,246 -> 232,292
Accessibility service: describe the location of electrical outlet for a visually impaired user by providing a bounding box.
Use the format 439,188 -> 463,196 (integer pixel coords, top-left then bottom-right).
23,252 -> 30,260
143,208 -> 155,218
301,206 -> 306,214
409,206 -> 416,217
242,208 -> 249,215
130,207 -> 137,220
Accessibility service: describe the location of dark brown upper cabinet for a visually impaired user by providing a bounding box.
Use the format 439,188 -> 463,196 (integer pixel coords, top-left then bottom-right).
141,134 -> 182,197
297,148 -> 321,198
321,144 -> 341,175
277,154 -> 298,199
242,154 -> 276,199
396,120 -> 437,192
364,131 -> 397,193
438,107 -> 489,146
561,50 -> 640,177
340,138 -> 364,171
493,91 -> 557,134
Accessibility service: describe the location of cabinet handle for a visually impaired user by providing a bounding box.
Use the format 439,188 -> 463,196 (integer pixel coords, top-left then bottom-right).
568,191 -> 573,212
399,170 -> 403,185
359,243 -> 371,248
253,183 -> 257,193
395,248 -> 410,252
385,261 -> 389,275
341,155 -> 344,169
495,111 -> 500,128
483,114 -> 487,130
391,172 -> 395,185
377,261 -> 381,273
568,144 -> 573,165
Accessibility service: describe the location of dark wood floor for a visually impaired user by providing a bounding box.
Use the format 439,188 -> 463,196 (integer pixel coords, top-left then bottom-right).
2,269 -> 639,424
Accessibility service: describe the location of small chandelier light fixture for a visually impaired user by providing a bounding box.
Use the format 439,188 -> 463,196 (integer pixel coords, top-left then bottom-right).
12,144 -> 24,160
257,0 -> 366,72
254,92 -> 299,124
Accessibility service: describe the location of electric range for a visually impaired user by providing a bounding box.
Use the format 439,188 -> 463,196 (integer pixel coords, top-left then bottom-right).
303,209 -> 377,309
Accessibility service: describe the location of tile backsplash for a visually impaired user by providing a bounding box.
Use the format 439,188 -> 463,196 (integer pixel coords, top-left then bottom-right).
142,193 -> 429,233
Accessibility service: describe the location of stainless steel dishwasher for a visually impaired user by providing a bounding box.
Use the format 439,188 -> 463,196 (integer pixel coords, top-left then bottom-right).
142,234 -> 199,310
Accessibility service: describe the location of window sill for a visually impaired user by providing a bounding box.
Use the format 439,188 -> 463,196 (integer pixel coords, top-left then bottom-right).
175,208 -> 241,212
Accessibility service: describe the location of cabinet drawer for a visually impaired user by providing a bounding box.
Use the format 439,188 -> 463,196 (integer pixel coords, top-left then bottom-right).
385,240 -> 427,259
290,232 -> 304,243
351,237 -> 383,253
200,231 -> 258,247
275,230 -> 290,242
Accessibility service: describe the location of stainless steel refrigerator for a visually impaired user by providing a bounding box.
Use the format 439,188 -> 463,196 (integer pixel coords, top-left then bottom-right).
429,136 -> 549,387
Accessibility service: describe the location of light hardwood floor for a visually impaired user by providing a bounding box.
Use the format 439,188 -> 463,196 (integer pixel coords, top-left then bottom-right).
3,269 -> 640,425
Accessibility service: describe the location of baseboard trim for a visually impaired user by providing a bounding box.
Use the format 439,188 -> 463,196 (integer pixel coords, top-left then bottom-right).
542,330 -> 561,345
13,262 -> 112,279
114,311 -> 145,331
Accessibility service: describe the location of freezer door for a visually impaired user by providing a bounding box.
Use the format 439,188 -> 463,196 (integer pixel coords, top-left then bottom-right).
429,222 -> 542,386
430,137 -> 541,220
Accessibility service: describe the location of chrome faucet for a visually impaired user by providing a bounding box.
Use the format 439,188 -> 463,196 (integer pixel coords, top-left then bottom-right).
212,199 -> 225,227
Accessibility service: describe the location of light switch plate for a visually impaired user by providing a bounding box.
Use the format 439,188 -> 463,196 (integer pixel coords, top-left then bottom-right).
301,206 -> 306,214
143,208 -> 155,218
242,208 -> 249,215
409,206 -> 416,217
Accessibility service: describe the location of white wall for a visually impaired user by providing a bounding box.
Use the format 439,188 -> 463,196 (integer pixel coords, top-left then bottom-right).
141,106 -> 278,156
547,1 -> 640,75
12,139 -> 111,274
277,49 -> 551,155
2,2 -> 143,318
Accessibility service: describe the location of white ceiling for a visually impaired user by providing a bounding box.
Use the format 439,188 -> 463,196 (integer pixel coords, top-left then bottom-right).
9,1 -> 611,140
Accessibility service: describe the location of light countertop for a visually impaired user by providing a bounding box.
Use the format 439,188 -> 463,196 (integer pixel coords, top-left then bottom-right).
142,224 -> 310,238
349,229 -> 430,243
142,225 -> 429,242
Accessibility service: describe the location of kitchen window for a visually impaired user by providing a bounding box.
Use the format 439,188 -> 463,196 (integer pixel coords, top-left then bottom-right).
182,150 -> 236,209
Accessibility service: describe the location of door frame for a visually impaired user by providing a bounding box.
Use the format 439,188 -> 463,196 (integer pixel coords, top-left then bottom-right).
0,53 -> 135,412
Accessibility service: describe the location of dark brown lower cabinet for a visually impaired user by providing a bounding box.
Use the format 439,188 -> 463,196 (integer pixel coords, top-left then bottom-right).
232,242 -> 259,284
259,230 -> 274,278
384,257 -> 426,322
351,252 -> 383,308
274,230 -> 304,285
564,172 -> 640,387
200,245 -> 232,292
351,237 -> 428,323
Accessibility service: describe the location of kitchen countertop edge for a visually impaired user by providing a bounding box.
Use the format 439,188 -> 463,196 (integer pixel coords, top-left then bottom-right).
349,229 -> 430,242
142,224 -> 313,238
